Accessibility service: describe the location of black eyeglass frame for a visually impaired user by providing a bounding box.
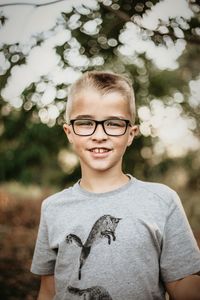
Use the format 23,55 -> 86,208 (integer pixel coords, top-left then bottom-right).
69,119 -> 132,136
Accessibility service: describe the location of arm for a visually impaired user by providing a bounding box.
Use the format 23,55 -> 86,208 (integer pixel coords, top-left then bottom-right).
166,273 -> 200,300
160,191 -> 200,299
31,202 -> 57,299
37,275 -> 55,300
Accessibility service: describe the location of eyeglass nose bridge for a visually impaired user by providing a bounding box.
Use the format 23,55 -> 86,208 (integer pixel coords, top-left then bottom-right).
92,120 -> 108,135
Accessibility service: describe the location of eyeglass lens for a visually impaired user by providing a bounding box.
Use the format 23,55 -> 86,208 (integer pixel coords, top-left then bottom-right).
71,119 -> 129,136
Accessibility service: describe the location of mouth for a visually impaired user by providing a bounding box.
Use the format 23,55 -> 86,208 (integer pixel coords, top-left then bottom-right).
88,148 -> 112,154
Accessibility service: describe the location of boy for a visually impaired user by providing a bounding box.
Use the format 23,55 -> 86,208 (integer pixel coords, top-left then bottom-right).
31,71 -> 200,300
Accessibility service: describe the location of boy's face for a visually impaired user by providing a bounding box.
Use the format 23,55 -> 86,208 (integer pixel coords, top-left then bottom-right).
63,88 -> 138,175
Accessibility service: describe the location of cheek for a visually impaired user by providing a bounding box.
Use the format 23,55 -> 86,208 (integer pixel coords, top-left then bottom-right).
116,137 -> 130,153
71,137 -> 86,152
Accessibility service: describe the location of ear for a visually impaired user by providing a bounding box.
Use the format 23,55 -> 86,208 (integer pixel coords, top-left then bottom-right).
63,123 -> 73,144
127,125 -> 139,146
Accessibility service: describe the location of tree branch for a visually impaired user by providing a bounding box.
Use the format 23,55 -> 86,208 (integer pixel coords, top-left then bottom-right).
101,3 -> 200,46
1,1 -> 200,45
0,0 -> 66,8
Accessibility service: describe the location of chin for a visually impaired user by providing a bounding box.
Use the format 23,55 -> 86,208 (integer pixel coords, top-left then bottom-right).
90,162 -> 117,173
91,166 -> 110,172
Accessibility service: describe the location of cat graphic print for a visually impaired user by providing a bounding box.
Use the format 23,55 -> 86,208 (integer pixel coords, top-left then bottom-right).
68,285 -> 113,300
65,215 -> 122,280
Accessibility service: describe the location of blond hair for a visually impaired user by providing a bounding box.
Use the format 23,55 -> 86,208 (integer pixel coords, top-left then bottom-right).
65,70 -> 136,123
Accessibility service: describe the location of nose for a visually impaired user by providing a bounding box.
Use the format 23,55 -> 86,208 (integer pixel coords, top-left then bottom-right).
91,123 -> 108,140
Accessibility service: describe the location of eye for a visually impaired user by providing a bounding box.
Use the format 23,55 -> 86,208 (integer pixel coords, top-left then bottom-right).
74,119 -> 94,127
105,119 -> 126,127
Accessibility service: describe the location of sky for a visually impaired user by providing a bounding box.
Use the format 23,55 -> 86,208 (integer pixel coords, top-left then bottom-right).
0,0 -> 199,157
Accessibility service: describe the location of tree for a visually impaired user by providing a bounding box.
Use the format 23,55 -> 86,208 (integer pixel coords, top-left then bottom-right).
0,0 -> 200,188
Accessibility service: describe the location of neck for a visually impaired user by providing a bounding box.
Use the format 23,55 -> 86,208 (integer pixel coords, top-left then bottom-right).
80,168 -> 129,193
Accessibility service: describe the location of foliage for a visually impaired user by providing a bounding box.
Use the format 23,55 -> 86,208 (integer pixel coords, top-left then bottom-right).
0,0 -> 200,188
0,2 -> 200,298
0,188 -> 42,300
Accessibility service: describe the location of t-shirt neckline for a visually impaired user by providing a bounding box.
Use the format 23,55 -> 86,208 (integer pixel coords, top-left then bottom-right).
73,174 -> 137,198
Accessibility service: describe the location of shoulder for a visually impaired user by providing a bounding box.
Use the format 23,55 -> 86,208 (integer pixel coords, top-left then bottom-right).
41,184 -> 75,212
135,178 -> 174,196
133,178 -> 180,208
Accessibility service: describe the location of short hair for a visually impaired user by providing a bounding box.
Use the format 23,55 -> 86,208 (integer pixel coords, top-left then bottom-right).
65,70 -> 136,123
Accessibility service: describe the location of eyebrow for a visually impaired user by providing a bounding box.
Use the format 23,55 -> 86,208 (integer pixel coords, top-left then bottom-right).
73,115 -> 127,120
74,115 -> 94,119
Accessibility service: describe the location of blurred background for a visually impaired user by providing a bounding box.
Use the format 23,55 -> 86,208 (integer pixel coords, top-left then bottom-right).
0,0 -> 200,299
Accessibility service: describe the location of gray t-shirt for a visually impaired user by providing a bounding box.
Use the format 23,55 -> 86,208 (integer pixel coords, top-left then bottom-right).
31,176 -> 200,300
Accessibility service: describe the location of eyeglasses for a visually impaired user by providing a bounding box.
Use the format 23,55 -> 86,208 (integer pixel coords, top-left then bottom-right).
69,119 -> 131,136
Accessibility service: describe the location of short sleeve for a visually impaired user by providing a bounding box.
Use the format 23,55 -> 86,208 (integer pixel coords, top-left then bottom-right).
160,191 -> 200,282
31,201 -> 56,275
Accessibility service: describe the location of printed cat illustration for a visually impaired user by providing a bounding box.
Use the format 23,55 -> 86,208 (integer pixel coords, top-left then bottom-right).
66,215 -> 122,280
67,285 -> 113,300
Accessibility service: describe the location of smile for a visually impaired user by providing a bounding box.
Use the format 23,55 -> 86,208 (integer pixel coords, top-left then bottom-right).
89,148 -> 111,153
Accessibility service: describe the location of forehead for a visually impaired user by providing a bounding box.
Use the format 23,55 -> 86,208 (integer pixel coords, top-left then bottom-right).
70,88 -> 131,119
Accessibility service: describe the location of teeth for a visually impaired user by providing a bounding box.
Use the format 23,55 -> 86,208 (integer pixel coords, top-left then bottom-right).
91,148 -> 109,153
